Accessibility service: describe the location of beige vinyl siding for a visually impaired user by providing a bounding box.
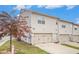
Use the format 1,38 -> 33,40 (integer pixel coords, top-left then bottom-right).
20,10 -> 79,44
58,20 -> 73,34
31,13 -> 58,33
58,20 -> 73,43
73,25 -> 79,35
72,25 -> 79,42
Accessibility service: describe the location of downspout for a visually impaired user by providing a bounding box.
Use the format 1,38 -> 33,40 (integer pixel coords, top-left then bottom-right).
57,21 -> 59,43
71,24 -> 73,42
56,19 -> 59,43
69,23 -> 73,42
28,11 -> 32,44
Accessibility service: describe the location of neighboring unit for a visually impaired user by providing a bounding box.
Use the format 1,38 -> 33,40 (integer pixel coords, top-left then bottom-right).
57,20 -> 73,43
72,24 -> 79,42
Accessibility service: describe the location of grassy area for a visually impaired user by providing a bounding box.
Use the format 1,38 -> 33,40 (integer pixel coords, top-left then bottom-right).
62,44 -> 79,50
0,40 -> 48,54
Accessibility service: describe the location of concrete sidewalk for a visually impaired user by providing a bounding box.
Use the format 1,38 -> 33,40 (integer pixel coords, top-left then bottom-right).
35,43 -> 79,54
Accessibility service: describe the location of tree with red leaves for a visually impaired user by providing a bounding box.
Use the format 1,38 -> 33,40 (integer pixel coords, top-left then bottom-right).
0,11 -> 31,53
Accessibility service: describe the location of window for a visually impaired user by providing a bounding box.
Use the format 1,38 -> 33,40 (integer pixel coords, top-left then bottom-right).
38,20 -> 45,24
37,16 -> 45,24
42,20 -> 45,24
74,28 -> 77,30
38,20 -> 41,24
26,14 -> 30,18
56,22 -> 58,25
24,16 -> 29,18
62,25 -> 66,28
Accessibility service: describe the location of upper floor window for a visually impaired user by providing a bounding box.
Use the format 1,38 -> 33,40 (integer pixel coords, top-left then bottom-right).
74,28 -> 77,30
24,16 -> 29,18
26,14 -> 30,18
37,16 -> 45,24
38,20 -> 41,24
56,22 -> 58,25
62,25 -> 66,28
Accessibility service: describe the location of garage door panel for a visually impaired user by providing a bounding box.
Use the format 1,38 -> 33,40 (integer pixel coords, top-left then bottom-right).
59,35 -> 70,43
72,35 -> 79,42
33,33 -> 52,44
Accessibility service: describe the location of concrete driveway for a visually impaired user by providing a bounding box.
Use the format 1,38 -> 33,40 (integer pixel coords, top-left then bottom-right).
35,43 -> 79,54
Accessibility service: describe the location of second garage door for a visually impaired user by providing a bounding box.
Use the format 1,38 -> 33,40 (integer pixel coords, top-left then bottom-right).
59,34 -> 71,43
32,33 -> 52,44
72,35 -> 79,42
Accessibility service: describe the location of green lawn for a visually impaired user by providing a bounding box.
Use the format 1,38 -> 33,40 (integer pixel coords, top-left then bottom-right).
0,40 -> 48,54
62,44 -> 79,50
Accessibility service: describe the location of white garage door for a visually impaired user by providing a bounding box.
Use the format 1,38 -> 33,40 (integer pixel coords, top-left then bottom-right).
59,34 -> 71,43
32,33 -> 52,44
72,35 -> 79,42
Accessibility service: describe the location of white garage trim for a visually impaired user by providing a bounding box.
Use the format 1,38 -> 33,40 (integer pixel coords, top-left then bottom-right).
52,33 -> 59,43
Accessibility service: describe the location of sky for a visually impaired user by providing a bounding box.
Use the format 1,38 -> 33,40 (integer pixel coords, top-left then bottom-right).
0,5 -> 79,24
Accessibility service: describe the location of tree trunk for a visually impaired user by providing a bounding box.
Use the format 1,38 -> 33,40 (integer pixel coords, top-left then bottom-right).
10,34 -> 12,53
17,37 -> 21,41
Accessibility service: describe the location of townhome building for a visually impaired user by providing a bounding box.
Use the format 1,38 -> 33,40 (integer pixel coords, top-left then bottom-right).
19,9 -> 79,44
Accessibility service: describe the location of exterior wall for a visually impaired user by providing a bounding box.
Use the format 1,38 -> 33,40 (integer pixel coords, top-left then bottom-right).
30,13 -> 58,44
20,11 -> 31,27
30,13 -> 58,33
72,25 -> 79,42
58,20 -> 73,34
57,20 -> 73,43
20,10 -> 79,44
20,11 -> 58,44
72,25 -> 79,35
52,33 -> 59,43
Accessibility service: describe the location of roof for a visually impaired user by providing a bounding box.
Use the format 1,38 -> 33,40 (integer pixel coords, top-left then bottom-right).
31,11 -> 59,19
20,9 -> 79,26
58,19 -> 73,24
20,9 -> 59,19
73,23 -> 79,26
